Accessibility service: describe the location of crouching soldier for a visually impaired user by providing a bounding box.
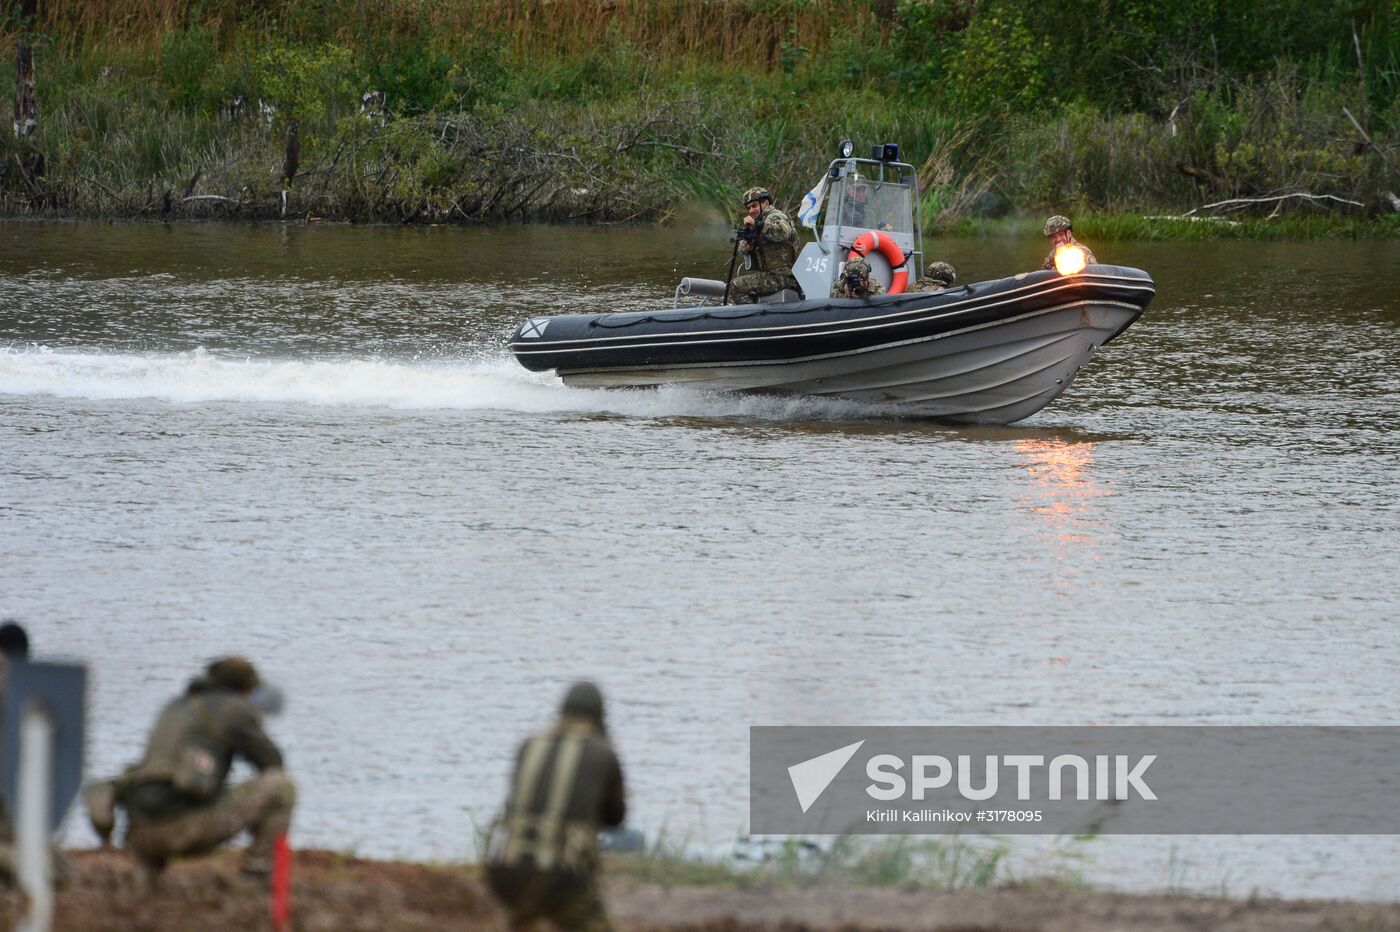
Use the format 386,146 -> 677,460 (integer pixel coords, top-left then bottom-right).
486,681 -> 626,931
87,656 -> 295,880
912,261 -> 957,293
830,256 -> 884,298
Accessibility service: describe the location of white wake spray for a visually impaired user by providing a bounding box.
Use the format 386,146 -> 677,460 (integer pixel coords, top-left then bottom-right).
0,345 -> 884,421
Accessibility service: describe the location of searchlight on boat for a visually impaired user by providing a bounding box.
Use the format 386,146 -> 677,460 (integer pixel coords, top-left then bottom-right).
1054,243 -> 1088,275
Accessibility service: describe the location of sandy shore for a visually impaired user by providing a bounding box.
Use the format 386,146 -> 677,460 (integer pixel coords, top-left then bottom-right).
8,849 -> 1398,931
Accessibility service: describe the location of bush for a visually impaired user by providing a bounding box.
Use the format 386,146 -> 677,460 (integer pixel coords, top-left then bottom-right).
160,27 -> 215,108
3,0 -> 1397,226
253,41 -> 355,129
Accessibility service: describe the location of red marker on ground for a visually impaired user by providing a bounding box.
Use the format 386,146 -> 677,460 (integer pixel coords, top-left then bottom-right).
271,833 -> 292,931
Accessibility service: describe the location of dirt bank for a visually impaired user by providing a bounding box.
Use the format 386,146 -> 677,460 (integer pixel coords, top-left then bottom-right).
10,849 -> 1399,931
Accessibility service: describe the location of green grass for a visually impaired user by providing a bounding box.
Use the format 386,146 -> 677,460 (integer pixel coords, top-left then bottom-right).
935,212 -> 1400,241
604,834 -> 1094,892
2,14 -> 1396,231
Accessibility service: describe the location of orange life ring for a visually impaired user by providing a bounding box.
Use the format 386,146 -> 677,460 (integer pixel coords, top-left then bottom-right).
848,231 -> 909,294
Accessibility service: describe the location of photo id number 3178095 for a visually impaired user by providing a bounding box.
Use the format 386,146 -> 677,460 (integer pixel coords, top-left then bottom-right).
976,810 -> 1044,822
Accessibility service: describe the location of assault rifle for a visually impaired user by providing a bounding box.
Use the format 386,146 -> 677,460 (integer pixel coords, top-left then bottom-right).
729,216 -> 765,246
722,217 -> 765,305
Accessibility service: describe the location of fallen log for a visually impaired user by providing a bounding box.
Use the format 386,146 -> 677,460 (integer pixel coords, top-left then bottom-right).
1180,192 -> 1364,218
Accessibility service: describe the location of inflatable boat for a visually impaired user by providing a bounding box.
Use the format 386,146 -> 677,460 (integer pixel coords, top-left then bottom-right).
509,144 -> 1153,424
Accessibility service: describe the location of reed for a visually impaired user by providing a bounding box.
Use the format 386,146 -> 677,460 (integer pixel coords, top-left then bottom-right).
609,835 -> 1022,890
2,0 -> 1396,228
608,832 -> 1101,892
20,0 -> 874,71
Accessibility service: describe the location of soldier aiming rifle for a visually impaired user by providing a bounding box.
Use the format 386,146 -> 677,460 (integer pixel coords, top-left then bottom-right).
724,187 -> 802,305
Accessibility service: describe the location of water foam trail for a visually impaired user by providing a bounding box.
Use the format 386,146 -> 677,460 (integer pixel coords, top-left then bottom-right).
0,345 -> 887,421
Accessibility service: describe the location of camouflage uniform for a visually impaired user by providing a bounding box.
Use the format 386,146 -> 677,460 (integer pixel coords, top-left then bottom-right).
830,256 -> 885,298
0,638 -> 18,887
487,682 -> 626,932
117,657 -> 295,877
730,187 -> 802,305
845,184 -> 871,228
911,261 -> 958,292
1041,215 -> 1096,270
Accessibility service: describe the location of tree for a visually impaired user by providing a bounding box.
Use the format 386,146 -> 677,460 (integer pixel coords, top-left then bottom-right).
13,0 -> 38,138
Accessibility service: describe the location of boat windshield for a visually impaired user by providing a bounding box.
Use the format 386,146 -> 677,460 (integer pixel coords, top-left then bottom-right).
838,179 -> 914,235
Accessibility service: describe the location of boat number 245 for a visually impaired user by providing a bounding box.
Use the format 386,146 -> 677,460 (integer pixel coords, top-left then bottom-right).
803,255 -> 831,274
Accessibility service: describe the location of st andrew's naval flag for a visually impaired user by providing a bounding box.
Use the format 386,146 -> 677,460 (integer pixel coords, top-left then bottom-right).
797,176 -> 829,231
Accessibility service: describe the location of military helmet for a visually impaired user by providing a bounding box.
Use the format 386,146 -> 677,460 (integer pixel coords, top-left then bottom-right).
562,680 -> 605,725
206,655 -> 260,692
0,620 -> 29,658
1043,215 -> 1073,237
926,261 -> 957,284
844,256 -> 873,278
742,187 -> 772,207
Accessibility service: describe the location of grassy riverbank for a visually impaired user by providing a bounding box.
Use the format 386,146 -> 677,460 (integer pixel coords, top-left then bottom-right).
2,0 -> 1398,233
944,212 -> 1400,240
25,848 -> 1400,931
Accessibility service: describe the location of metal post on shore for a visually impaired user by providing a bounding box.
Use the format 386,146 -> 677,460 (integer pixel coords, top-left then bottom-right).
15,702 -> 55,932
2,660 -> 88,932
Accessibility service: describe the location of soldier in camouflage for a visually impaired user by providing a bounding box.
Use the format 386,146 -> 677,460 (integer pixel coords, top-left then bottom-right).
0,622 -> 28,887
486,681 -> 626,931
830,256 -> 884,298
1041,215 -> 1096,270
88,656 -> 295,881
729,187 -> 803,305
912,261 -> 958,292
0,622 -> 73,889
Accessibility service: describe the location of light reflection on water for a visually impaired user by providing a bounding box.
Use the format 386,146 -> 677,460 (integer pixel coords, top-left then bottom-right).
1014,439 -> 1109,597
2,220 -> 1399,900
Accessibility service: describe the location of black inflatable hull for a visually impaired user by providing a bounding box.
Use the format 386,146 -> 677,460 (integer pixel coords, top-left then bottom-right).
509,265 -> 1154,424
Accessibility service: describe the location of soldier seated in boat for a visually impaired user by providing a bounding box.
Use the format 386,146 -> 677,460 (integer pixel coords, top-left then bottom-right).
729,187 -> 803,304
912,261 -> 957,292
831,256 -> 884,298
1041,215 -> 1096,270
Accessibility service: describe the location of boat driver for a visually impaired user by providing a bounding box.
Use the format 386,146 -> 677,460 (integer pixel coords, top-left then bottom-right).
845,181 -> 894,232
830,256 -> 884,298
728,187 -> 802,304
1041,215 -> 1097,270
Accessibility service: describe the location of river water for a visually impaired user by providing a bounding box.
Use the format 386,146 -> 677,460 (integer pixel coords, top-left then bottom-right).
3,219 -> 1398,899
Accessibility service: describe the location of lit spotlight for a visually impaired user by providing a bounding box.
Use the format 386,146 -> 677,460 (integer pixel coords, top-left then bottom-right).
1054,244 -> 1087,275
